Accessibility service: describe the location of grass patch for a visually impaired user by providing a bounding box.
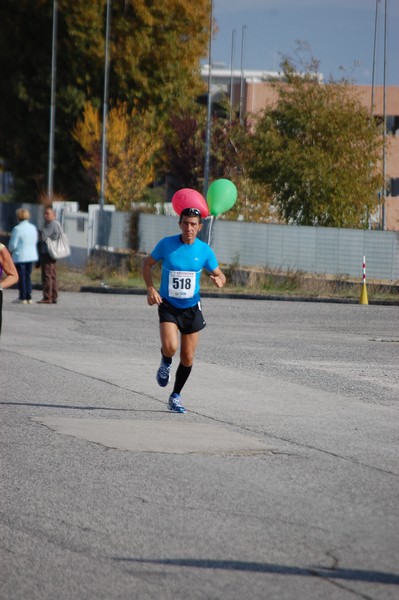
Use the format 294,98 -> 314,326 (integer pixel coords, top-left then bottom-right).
31,254 -> 399,303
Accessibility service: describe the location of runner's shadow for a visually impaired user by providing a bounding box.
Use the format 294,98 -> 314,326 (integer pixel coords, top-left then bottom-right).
112,558 -> 399,584
0,401 -> 164,413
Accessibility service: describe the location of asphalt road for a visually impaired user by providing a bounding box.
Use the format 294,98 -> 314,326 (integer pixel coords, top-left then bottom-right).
1,291 -> 398,600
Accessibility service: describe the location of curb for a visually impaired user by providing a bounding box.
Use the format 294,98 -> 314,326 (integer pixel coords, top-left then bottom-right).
79,286 -> 399,306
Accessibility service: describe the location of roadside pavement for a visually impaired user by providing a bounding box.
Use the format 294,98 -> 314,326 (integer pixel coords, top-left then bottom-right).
1,291 -> 398,600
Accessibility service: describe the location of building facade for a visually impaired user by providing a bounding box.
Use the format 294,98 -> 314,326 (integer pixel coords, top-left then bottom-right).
201,66 -> 399,230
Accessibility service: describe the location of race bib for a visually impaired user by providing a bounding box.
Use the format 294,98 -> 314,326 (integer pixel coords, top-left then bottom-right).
168,270 -> 196,299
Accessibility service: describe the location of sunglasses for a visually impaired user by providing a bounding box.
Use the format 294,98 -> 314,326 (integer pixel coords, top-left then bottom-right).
181,207 -> 201,217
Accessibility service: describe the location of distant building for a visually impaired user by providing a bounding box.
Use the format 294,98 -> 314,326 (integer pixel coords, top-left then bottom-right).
201,66 -> 399,231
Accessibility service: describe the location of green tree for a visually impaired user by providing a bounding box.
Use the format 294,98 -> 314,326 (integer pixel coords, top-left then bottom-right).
164,105 -> 273,221
249,54 -> 383,227
0,0 -> 210,205
0,0 -> 56,196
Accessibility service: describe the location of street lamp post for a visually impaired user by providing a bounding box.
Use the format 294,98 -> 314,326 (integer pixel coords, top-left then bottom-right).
47,0 -> 58,200
381,0 -> 387,230
239,25 -> 246,125
203,0 -> 213,198
99,0 -> 111,245
229,29 -> 236,122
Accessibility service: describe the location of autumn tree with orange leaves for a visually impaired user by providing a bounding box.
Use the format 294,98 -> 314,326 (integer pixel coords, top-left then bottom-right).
0,0 -> 210,205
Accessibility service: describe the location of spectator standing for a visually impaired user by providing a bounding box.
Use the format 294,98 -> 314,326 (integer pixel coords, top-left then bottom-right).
37,206 -> 62,304
9,208 -> 38,304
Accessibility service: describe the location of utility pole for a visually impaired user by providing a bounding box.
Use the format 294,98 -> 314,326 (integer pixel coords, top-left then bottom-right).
99,0 -> 111,246
371,0 -> 380,114
47,0 -> 58,200
382,0 -> 387,230
203,0 -> 213,198
229,29 -> 236,122
239,25 -> 246,124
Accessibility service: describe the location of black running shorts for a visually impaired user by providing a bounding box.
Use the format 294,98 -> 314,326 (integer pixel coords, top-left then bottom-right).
158,298 -> 206,334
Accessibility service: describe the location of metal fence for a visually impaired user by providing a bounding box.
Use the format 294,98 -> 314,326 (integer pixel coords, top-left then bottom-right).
138,214 -> 399,280
1,201 -> 399,280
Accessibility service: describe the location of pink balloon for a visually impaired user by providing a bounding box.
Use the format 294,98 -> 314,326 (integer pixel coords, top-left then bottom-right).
171,188 -> 210,218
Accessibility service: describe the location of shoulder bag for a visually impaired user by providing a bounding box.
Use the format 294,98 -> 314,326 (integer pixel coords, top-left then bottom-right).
46,224 -> 71,259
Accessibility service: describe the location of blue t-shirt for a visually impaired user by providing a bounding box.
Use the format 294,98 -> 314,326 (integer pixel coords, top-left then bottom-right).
150,235 -> 218,308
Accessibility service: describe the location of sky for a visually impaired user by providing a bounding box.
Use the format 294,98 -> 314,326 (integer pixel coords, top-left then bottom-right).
209,0 -> 399,86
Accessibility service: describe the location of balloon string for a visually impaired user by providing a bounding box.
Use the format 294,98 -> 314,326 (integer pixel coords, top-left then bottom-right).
207,216 -> 214,246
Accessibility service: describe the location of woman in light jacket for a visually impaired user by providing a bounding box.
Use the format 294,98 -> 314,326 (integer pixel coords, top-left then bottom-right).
9,208 -> 38,304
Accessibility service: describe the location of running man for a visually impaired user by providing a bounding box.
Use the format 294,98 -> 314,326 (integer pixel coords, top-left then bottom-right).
142,207 -> 226,413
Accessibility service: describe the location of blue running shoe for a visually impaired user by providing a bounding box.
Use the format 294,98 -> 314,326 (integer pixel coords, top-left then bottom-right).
168,393 -> 187,414
156,359 -> 171,387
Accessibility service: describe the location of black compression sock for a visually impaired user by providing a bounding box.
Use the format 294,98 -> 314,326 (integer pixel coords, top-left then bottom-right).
173,363 -> 192,395
161,351 -> 172,364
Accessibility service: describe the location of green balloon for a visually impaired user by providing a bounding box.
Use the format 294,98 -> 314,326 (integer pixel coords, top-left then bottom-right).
206,179 -> 237,216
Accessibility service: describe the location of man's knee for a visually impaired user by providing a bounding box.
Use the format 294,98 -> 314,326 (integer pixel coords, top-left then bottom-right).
162,340 -> 178,357
180,349 -> 194,366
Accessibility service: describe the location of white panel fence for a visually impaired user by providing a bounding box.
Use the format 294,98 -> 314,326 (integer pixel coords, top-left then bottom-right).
138,214 -> 399,281
1,202 -> 398,280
